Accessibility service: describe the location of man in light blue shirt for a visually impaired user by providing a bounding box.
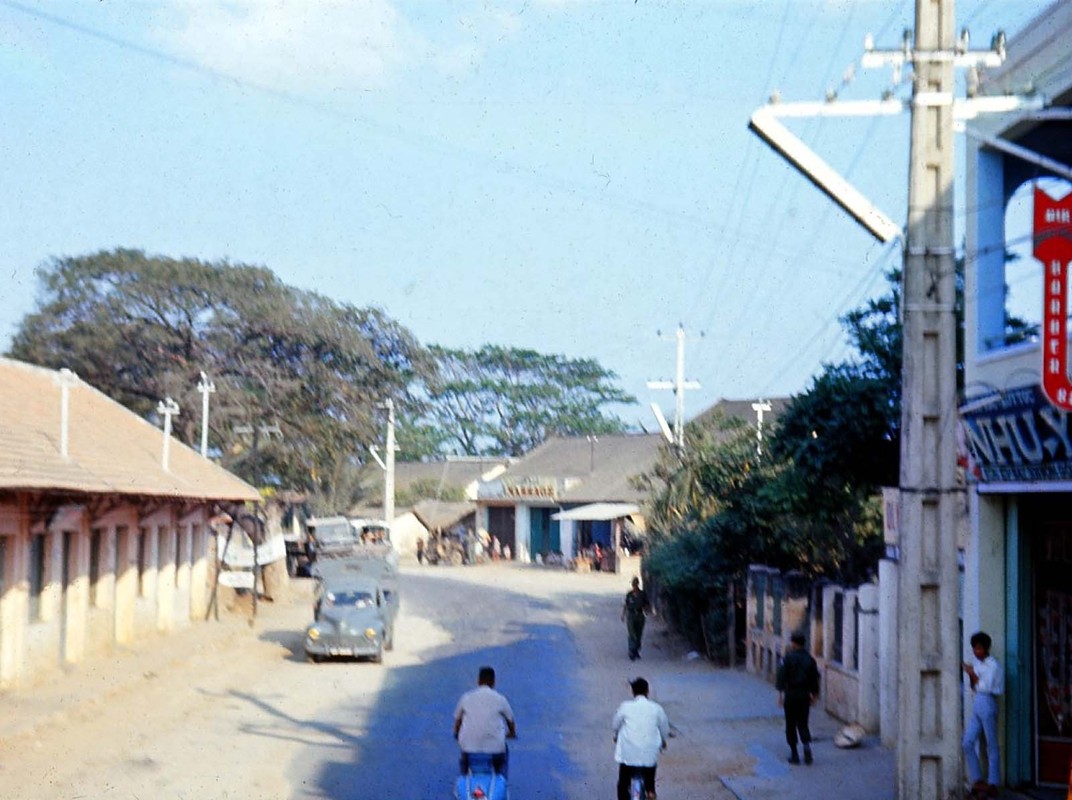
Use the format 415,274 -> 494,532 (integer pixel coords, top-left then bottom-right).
962,631 -> 1004,796
613,677 -> 669,800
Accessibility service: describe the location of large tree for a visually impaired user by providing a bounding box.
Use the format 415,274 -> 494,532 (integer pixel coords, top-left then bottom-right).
9,249 -> 429,499
639,272 -> 904,658
423,344 -> 636,456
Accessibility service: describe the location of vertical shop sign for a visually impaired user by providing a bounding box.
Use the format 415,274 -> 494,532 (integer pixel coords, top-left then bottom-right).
1037,187 -> 1072,409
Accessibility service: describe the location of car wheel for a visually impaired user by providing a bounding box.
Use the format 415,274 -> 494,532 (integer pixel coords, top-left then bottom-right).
385,630 -> 394,651
371,646 -> 383,664
306,653 -> 322,664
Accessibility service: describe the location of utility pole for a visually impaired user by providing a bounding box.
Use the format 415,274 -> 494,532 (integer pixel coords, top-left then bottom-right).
896,4 -> 962,787
750,10 -> 1013,797
384,398 -> 396,528
157,397 -> 180,472
897,7 -> 961,792
197,371 -> 216,458
55,368 -> 78,460
751,399 -> 772,457
867,3 -> 999,797
647,325 -> 701,452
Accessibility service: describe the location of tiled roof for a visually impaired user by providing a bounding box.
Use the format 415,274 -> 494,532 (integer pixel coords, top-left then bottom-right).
495,434 -> 664,504
411,499 -> 476,531
358,457 -> 510,504
0,358 -> 259,501
689,397 -> 791,430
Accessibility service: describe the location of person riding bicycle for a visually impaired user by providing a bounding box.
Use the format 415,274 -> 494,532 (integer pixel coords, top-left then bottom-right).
453,666 -> 517,778
613,677 -> 669,800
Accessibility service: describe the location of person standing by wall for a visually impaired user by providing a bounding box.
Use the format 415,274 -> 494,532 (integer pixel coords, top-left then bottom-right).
962,631 -> 1003,797
776,631 -> 820,765
621,577 -> 651,661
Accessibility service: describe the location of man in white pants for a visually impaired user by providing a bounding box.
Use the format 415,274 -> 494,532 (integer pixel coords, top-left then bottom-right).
962,631 -> 1004,797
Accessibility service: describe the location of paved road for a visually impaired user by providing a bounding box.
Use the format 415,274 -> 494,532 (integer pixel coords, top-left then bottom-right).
285,568 -> 586,799
0,562 -> 899,800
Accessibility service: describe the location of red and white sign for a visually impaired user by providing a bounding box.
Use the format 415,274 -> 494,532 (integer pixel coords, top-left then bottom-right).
1036,187 -> 1072,410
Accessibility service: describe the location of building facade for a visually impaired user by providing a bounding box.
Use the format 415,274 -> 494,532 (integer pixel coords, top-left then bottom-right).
476,434 -> 662,566
0,358 -> 259,688
961,3 -> 1072,788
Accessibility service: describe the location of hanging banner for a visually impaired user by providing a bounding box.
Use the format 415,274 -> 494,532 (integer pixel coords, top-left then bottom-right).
1036,187 -> 1072,410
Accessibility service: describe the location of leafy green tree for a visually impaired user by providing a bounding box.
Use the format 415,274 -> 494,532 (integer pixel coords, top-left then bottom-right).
639,272 -> 906,658
9,249 -> 429,495
423,344 -> 636,456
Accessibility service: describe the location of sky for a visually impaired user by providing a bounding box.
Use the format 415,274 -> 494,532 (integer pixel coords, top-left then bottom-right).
0,0 -> 1054,433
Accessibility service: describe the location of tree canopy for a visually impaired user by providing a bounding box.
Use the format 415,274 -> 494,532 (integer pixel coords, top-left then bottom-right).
640,270 -> 902,659
10,249 -> 429,501
422,344 -> 636,457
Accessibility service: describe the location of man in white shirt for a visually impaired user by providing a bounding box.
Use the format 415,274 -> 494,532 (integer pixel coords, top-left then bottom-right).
613,677 -> 669,800
453,666 -> 517,777
962,631 -> 1004,796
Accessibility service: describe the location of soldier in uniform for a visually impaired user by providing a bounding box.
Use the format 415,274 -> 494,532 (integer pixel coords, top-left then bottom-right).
621,577 -> 651,661
776,631 -> 821,765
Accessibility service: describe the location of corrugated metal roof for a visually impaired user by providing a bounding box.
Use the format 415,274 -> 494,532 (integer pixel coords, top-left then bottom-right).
552,502 -> 640,521
0,357 -> 259,501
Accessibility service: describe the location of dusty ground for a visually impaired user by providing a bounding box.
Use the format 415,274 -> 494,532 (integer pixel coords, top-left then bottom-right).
0,562 -> 759,799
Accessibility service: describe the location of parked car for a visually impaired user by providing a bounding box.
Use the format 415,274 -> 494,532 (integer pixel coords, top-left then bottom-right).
304,575 -> 394,663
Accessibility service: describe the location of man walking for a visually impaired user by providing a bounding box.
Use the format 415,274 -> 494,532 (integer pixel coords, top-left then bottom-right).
613,677 -> 669,800
776,631 -> 820,765
621,577 -> 651,661
453,666 -> 517,777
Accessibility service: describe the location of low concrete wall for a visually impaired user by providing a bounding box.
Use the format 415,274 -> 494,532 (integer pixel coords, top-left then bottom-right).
747,565 -> 885,736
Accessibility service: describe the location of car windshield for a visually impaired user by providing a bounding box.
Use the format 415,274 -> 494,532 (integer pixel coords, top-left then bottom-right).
314,523 -> 357,544
324,591 -> 375,608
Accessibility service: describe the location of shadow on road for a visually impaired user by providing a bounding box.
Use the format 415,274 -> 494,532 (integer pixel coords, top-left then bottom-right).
230,570 -> 595,799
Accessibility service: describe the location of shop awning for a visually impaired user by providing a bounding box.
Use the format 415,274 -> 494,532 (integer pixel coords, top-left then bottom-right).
552,502 -> 640,522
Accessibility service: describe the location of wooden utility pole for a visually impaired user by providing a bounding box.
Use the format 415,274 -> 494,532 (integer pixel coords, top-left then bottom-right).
898,1 -> 961,797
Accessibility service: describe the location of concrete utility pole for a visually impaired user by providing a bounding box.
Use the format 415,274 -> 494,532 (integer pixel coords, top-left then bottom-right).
875,3 -> 959,796
751,399 -> 772,457
196,371 -> 216,458
157,397 -> 180,472
750,11 -> 1012,796
384,398 -> 396,528
55,368 -> 78,459
647,326 -> 701,452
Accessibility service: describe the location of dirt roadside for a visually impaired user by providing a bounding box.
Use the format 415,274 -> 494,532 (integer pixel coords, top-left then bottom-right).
0,563 -> 763,799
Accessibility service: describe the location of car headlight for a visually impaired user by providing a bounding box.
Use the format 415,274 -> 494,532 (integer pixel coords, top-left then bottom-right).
364,627 -> 378,640
308,628 -> 321,641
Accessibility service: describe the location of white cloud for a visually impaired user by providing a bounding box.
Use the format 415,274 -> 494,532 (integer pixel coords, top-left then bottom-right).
155,1 -> 527,92
157,0 -> 420,92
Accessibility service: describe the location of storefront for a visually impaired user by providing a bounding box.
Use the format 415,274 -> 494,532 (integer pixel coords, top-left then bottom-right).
961,4 -> 1072,786
962,386 -> 1072,786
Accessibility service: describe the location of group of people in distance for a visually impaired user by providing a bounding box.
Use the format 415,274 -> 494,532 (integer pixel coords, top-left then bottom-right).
452,574 -> 1004,800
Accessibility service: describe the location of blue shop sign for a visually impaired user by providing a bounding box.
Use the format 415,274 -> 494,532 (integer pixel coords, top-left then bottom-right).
960,384 -> 1072,483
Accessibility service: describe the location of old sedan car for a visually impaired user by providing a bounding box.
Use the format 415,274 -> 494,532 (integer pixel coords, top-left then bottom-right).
304,576 -> 393,663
